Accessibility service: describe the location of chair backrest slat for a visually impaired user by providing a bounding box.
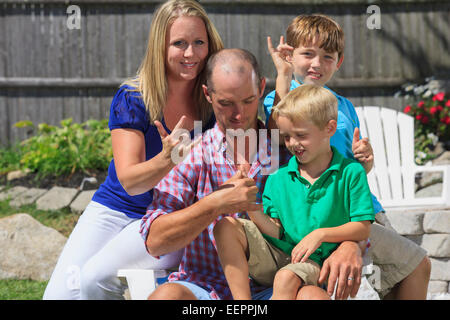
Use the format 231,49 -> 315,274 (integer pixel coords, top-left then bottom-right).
360,107 -> 392,201
380,108 -> 404,200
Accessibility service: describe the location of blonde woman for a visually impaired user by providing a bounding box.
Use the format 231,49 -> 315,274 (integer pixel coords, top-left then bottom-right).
44,0 -> 224,300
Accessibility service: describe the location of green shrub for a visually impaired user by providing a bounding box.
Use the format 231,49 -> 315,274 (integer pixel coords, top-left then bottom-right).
0,145 -> 22,175
11,118 -> 112,177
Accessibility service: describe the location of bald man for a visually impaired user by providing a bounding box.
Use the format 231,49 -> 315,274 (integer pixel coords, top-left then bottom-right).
140,49 -> 365,300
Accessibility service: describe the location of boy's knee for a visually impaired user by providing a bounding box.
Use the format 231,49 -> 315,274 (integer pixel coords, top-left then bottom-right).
297,285 -> 331,300
148,282 -> 196,300
274,269 -> 300,286
213,216 -> 240,238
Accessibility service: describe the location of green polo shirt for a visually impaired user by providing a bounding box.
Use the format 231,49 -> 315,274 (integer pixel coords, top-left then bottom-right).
262,147 -> 375,266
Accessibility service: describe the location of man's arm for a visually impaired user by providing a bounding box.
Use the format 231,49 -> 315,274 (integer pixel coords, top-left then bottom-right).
145,170 -> 262,256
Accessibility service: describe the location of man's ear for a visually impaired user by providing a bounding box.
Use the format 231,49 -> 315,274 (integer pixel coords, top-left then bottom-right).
259,77 -> 266,98
336,53 -> 344,70
326,119 -> 337,136
202,84 -> 213,103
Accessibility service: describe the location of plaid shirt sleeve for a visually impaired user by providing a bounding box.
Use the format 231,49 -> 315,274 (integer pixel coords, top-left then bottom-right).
139,161 -> 200,246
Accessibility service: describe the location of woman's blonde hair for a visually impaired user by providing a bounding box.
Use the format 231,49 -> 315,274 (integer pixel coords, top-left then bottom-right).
122,0 -> 224,124
273,84 -> 338,129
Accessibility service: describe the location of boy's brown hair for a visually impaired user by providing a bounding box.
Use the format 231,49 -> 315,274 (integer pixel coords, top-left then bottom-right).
273,84 -> 338,129
286,14 -> 344,59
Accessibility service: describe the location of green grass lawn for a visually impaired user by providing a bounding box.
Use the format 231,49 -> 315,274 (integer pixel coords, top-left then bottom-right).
0,279 -> 48,300
0,197 -> 78,300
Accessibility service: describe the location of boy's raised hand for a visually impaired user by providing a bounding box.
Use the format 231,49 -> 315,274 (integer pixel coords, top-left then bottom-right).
267,36 -> 294,77
352,127 -> 374,173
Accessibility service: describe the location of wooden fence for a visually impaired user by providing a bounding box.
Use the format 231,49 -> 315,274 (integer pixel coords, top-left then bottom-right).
0,0 -> 449,145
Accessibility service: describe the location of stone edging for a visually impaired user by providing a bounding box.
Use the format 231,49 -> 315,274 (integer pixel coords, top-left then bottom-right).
0,185 -> 96,214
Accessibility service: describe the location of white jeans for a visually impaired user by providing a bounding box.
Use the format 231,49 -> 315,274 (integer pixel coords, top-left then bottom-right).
43,201 -> 183,300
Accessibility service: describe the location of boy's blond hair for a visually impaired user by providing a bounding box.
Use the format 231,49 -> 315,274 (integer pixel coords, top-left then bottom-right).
286,14 -> 344,59
273,84 -> 338,129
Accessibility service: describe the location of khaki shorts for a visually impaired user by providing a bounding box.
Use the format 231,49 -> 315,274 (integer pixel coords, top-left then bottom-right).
369,223 -> 427,298
238,218 -> 320,288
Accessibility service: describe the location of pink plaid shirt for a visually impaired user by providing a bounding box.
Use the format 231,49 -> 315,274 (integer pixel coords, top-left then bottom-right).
140,122 -> 290,300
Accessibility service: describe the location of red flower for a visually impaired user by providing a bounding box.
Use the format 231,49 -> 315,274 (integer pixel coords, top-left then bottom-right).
437,105 -> 443,112
417,101 -> 425,108
446,100 -> 450,107
421,116 -> 429,124
433,92 -> 445,101
416,114 -> 423,121
404,105 -> 412,113
430,106 -> 438,114
441,116 -> 450,124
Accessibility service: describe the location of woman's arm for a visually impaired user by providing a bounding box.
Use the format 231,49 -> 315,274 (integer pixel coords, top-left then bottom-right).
112,116 -> 196,196
111,128 -> 175,196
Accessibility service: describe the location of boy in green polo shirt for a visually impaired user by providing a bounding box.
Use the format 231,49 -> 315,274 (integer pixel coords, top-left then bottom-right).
214,84 -> 375,300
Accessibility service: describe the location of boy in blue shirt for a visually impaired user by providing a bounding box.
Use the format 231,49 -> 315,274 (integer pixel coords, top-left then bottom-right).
263,14 -> 430,299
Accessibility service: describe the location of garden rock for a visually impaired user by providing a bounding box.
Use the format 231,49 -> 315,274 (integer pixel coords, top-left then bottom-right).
423,211 -> 450,233
430,258 -> 450,281
70,190 -> 96,214
6,169 -> 31,181
385,210 -> 424,235
0,213 -> 67,281
421,234 -> 450,258
416,183 -> 443,198
428,281 -> 448,294
0,186 -> 28,201
432,151 -> 450,165
36,186 -> 79,211
9,188 -> 47,208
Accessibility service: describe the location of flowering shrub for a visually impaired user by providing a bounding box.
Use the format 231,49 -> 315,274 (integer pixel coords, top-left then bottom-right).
396,78 -> 450,164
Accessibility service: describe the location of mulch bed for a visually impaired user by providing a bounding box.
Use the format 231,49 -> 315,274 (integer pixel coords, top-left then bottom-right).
0,170 -> 108,190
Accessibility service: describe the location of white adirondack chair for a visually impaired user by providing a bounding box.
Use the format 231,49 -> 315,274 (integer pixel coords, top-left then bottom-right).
355,106 -> 450,209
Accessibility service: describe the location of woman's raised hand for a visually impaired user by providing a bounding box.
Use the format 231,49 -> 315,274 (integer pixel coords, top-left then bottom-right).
155,116 -> 202,165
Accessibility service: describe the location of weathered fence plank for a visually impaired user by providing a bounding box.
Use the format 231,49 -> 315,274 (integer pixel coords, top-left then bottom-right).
0,0 -> 449,146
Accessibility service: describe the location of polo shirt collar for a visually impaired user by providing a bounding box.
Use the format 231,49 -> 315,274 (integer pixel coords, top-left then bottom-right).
287,146 -> 343,177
